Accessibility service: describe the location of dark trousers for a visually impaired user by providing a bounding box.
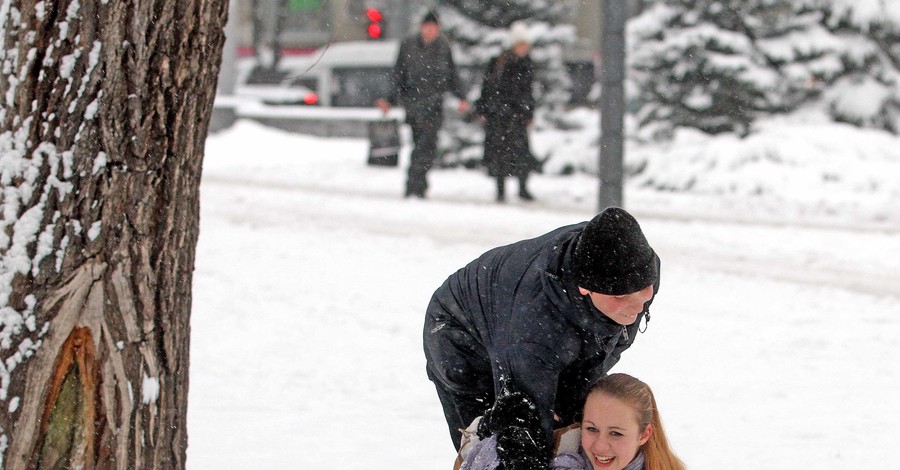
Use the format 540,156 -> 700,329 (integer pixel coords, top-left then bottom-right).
423,293 -> 494,450
406,112 -> 441,197
496,175 -> 530,198
428,369 -> 494,451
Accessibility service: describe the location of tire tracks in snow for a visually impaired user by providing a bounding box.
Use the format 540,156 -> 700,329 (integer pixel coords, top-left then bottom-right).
202,174 -> 900,298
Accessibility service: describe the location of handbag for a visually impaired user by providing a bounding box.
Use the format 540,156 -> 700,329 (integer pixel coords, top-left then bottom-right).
367,119 -> 401,166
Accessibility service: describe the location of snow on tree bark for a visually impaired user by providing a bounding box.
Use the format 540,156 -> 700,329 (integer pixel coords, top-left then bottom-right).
0,0 -> 227,468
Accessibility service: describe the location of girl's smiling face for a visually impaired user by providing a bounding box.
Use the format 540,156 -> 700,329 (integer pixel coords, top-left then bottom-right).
580,392 -> 651,470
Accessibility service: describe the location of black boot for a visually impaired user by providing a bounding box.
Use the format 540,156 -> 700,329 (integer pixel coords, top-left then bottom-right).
496,177 -> 506,202
518,177 -> 534,201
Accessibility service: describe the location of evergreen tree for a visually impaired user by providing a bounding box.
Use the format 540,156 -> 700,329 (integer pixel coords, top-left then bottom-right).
628,0 -> 900,139
817,1 -> 900,133
629,0 -> 827,138
431,0 -> 578,165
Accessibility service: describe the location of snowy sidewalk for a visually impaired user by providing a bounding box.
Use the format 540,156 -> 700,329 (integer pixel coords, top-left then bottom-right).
186,121 -> 900,469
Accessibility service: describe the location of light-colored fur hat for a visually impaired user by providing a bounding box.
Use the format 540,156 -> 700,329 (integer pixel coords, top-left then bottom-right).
509,21 -> 531,46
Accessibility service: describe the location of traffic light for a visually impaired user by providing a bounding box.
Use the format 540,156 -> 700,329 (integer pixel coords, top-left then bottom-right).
366,8 -> 383,40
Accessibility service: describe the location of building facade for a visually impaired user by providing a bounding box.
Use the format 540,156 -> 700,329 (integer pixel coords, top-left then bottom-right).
232,0 -> 606,57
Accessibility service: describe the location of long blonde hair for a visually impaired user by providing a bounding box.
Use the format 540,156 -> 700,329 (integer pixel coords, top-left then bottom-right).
588,373 -> 685,470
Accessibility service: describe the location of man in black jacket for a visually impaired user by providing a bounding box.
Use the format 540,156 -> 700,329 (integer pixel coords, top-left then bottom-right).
376,11 -> 469,198
423,207 -> 661,457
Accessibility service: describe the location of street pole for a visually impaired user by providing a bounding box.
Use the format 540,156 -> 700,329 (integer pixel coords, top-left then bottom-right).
598,0 -> 626,210
218,0 -> 239,97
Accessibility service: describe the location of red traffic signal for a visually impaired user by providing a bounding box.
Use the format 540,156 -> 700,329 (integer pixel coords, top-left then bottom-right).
367,23 -> 383,39
366,8 -> 382,23
366,8 -> 383,39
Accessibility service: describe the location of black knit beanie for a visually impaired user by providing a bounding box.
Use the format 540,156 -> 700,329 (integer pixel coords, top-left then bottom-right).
421,11 -> 439,25
572,207 -> 658,295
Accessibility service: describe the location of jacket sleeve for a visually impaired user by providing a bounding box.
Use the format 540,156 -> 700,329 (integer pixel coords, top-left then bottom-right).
445,42 -> 466,100
522,60 -> 536,120
474,57 -> 497,116
387,41 -> 408,105
506,341 -> 567,443
459,435 -> 500,470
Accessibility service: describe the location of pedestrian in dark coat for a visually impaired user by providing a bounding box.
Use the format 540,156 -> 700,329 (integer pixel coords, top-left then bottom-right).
375,11 -> 469,199
423,207 -> 661,462
475,22 -> 537,202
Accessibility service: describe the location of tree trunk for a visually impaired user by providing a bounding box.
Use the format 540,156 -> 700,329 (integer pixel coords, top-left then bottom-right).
0,0 -> 227,468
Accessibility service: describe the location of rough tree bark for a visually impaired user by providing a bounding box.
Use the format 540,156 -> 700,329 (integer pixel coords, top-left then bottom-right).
0,0 -> 227,468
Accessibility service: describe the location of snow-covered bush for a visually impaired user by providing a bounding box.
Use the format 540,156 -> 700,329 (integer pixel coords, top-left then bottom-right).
628,0 -> 900,139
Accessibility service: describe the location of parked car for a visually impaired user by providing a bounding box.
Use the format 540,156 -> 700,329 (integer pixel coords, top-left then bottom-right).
235,82 -> 320,106
236,39 -> 597,108
238,40 -> 399,108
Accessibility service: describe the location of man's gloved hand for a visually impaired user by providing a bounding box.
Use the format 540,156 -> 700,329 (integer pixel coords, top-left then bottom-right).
476,392 -> 550,470
496,425 -> 549,470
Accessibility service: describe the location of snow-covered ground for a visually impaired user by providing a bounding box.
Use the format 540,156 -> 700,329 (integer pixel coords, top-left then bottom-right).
186,118 -> 900,469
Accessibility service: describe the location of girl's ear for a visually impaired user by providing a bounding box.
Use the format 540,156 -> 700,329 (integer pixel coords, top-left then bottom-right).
578,287 -> 590,296
639,423 -> 652,446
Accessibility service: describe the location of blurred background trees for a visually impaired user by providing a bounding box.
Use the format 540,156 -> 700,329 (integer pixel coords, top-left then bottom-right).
628,0 -> 900,140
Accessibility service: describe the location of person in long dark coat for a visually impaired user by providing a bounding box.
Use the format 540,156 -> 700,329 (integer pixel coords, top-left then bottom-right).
475,22 -> 537,202
376,11 -> 469,199
423,207 -> 662,465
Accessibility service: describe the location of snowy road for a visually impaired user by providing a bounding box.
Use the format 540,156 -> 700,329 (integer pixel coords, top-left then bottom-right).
186,124 -> 900,469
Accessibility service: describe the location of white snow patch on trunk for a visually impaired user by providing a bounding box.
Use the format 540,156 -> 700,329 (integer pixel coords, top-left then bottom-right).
142,375 -> 160,405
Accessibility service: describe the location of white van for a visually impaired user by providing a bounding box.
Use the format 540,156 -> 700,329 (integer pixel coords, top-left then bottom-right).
236,40 -> 400,108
